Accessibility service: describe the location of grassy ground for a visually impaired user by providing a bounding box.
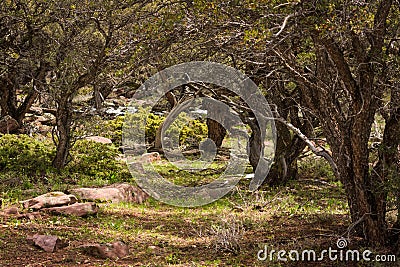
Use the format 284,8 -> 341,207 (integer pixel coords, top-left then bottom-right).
2,171 -> 387,267
0,142 -> 397,267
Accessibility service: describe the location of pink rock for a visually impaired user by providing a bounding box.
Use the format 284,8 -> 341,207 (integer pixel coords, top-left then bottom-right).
70,183 -> 149,204
27,234 -> 67,252
85,136 -> 112,144
141,152 -> 161,163
1,207 -> 19,216
43,202 -> 98,217
80,241 -> 129,259
20,192 -> 77,210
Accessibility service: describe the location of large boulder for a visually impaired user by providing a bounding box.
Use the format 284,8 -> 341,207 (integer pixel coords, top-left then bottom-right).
70,183 -> 148,204
20,192 -> 77,210
43,202 -> 98,217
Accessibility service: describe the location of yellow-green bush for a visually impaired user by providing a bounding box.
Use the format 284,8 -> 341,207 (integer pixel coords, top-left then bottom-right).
0,134 -> 54,174
123,108 -> 208,148
0,134 -> 131,186
67,139 -> 131,183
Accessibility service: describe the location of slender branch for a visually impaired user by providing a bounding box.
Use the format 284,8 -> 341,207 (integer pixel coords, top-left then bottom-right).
273,115 -> 339,179
274,14 -> 295,37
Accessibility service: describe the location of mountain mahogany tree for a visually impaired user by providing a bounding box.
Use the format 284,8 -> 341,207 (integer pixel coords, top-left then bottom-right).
173,0 -> 400,248
0,0 -> 54,129
171,0 -> 313,186
0,0 -> 185,169
268,0 -> 399,247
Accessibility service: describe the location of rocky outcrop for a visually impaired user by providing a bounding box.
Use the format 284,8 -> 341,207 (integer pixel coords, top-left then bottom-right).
20,192 -> 78,210
70,183 -> 148,204
43,202 -> 98,217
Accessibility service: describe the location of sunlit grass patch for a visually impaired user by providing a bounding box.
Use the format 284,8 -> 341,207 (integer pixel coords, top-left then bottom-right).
152,159 -> 228,187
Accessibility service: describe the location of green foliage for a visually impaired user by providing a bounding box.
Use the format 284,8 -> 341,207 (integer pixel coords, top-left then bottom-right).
164,112 -> 208,148
74,115 -> 125,146
298,156 -> 335,181
0,134 -> 54,174
123,107 -> 164,145
179,119 -> 208,147
103,116 -> 124,145
124,107 -> 209,148
67,140 -> 131,183
0,134 -> 131,190
145,112 -> 165,143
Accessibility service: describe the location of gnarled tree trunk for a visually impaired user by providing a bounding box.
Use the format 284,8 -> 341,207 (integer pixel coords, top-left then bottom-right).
52,98 -> 73,169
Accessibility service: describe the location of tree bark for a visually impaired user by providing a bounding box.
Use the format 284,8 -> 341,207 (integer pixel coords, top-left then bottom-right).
206,118 -> 226,148
52,98 -> 73,169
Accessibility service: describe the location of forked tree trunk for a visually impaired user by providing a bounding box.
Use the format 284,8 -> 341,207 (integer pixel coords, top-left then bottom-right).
0,63 -> 47,127
154,92 -> 177,151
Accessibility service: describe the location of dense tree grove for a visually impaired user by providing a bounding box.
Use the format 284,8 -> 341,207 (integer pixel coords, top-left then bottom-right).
1,0 -> 400,249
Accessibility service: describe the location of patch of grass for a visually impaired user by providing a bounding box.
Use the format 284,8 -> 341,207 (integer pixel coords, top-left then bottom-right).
298,155 -> 336,181
152,160 -> 227,187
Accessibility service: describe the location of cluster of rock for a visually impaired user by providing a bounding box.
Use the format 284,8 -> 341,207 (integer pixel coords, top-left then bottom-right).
0,93 -> 131,135
1,183 -> 148,259
26,234 -> 129,259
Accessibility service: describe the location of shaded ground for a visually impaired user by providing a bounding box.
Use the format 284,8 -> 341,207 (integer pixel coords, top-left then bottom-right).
0,178 -> 397,266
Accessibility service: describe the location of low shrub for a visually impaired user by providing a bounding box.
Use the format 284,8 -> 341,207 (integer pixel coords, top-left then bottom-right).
67,139 -> 131,183
0,134 -> 54,175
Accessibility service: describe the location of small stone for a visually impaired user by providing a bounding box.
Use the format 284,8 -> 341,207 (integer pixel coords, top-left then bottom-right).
22,212 -> 42,220
0,206 -> 22,218
141,152 -> 161,163
2,207 -> 19,216
80,241 -> 129,259
27,234 -> 67,252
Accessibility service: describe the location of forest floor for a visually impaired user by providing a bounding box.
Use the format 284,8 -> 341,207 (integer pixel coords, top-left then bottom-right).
2,169 -> 395,267
1,81 -> 398,266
